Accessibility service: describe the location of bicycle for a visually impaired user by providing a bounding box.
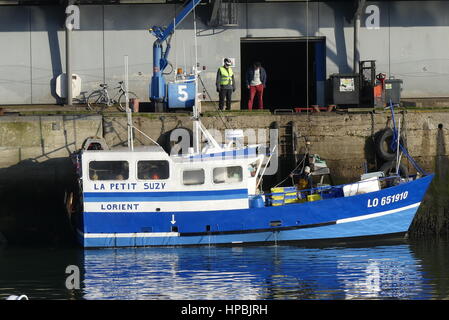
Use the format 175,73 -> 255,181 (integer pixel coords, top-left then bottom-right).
86,81 -> 139,112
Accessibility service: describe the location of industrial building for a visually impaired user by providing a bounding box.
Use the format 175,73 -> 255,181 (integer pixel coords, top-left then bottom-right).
0,0 -> 448,110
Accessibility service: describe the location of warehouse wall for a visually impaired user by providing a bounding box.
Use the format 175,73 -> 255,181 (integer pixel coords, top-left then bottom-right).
0,7 -> 32,104
0,1 -> 449,105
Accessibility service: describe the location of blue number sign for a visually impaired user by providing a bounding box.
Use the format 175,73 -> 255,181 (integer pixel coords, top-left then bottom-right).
167,80 -> 196,109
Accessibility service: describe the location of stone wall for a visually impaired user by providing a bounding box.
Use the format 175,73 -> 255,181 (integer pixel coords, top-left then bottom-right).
0,111 -> 448,244
103,111 -> 449,236
104,111 -> 446,177
0,115 -> 102,245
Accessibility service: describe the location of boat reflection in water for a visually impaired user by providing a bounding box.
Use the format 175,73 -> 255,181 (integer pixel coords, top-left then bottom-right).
81,243 -> 433,300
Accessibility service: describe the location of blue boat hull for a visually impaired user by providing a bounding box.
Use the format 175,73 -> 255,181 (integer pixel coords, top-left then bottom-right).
75,175 -> 434,248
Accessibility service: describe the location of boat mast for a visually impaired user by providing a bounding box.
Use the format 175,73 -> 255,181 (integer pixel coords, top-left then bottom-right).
125,55 -> 134,151
192,7 -> 201,154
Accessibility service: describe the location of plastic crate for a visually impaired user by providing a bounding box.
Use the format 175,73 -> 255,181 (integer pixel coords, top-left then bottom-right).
307,194 -> 322,202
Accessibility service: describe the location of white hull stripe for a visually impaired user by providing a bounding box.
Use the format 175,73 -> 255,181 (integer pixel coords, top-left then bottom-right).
336,202 -> 420,224
84,189 -> 248,202
77,229 -> 180,239
83,199 -> 249,212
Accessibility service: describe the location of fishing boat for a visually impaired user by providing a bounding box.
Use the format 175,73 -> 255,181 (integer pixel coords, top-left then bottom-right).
66,68 -> 433,248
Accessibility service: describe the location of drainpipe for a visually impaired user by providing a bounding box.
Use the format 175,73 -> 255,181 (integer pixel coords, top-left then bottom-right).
65,0 -> 75,106
353,0 -> 365,74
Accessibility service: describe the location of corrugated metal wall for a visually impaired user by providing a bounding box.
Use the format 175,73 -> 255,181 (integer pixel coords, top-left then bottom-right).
0,1 -> 448,105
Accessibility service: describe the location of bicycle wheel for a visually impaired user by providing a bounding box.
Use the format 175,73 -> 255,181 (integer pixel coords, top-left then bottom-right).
118,91 -> 139,112
87,90 -> 106,112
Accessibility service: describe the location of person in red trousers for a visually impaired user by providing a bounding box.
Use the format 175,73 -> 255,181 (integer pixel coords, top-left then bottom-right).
246,61 -> 267,110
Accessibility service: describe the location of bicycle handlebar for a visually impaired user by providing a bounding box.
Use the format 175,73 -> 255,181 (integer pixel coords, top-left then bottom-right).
98,81 -> 125,90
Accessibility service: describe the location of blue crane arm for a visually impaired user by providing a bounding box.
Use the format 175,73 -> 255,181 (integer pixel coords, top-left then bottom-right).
149,0 -> 202,104
149,0 -> 202,43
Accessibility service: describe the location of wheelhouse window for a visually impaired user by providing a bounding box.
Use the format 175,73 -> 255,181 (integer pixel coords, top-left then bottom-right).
89,161 -> 129,180
137,160 -> 170,180
213,166 -> 243,184
248,161 -> 259,177
183,169 -> 205,185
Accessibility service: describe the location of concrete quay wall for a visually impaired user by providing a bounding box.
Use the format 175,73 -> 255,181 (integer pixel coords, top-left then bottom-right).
0,111 -> 448,244
0,115 -> 103,245
105,111 -> 445,178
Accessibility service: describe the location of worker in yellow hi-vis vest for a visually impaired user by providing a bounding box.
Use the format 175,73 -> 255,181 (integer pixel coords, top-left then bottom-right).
216,58 -> 236,110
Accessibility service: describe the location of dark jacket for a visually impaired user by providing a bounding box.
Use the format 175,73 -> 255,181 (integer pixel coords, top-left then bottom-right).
245,67 -> 267,87
216,67 -> 236,91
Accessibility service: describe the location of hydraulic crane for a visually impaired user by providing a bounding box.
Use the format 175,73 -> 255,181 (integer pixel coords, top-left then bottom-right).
149,0 -> 203,111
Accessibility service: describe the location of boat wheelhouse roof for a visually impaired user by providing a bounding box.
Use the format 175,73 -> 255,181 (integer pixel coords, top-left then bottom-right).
81,145 -> 172,162
84,145 -> 167,153
82,144 -> 263,165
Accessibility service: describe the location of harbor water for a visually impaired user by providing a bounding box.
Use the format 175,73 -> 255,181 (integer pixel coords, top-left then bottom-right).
1,238 -> 449,300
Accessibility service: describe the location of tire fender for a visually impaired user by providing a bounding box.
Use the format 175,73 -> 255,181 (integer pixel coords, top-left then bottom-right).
379,160 -> 409,178
374,128 -> 404,161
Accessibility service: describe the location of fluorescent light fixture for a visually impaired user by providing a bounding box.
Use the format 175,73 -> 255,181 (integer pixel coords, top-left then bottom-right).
0,0 -> 19,4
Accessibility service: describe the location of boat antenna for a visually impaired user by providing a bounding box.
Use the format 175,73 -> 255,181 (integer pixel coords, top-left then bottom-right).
192,7 -> 201,153
193,6 -> 198,73
124,54 -> 134,151
395,116 -> 402,174
173,17 -> 177,82
190,7 -> 225,154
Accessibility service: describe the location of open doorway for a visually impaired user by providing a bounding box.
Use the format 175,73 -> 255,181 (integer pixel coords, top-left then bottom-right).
240,38 -> 326,111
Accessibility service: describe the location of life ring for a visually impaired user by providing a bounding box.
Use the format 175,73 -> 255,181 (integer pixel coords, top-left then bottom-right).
379,160 -> 409,178
374,128 -> 404,161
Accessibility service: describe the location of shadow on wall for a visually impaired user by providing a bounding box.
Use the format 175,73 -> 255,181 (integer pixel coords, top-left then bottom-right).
43,7 -> 65,104
103,115 -> 163,149
157,126 -> 193,155
363,113 -> 389,175
362,116 -> 449,237
411,124 -> 449,236
103,117 -> 129,148
0,158 -> 77,246
326,1 -> 354,74
0,115 -> 103,246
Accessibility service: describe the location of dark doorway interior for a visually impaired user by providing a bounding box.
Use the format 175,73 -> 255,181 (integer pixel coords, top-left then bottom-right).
240,39 -> 319,111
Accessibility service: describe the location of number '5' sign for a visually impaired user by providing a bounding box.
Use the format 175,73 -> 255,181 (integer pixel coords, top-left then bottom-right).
168,82 -> 195,108
178,85 -> 188,102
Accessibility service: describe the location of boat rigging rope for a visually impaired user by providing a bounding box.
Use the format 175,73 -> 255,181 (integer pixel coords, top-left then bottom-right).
197,73 -> 233,130
388,101 -> 426,175
192,9 -> 233,132
173,17 -> 177,81
305,0 -> 312,136
273,152 -> 308,188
